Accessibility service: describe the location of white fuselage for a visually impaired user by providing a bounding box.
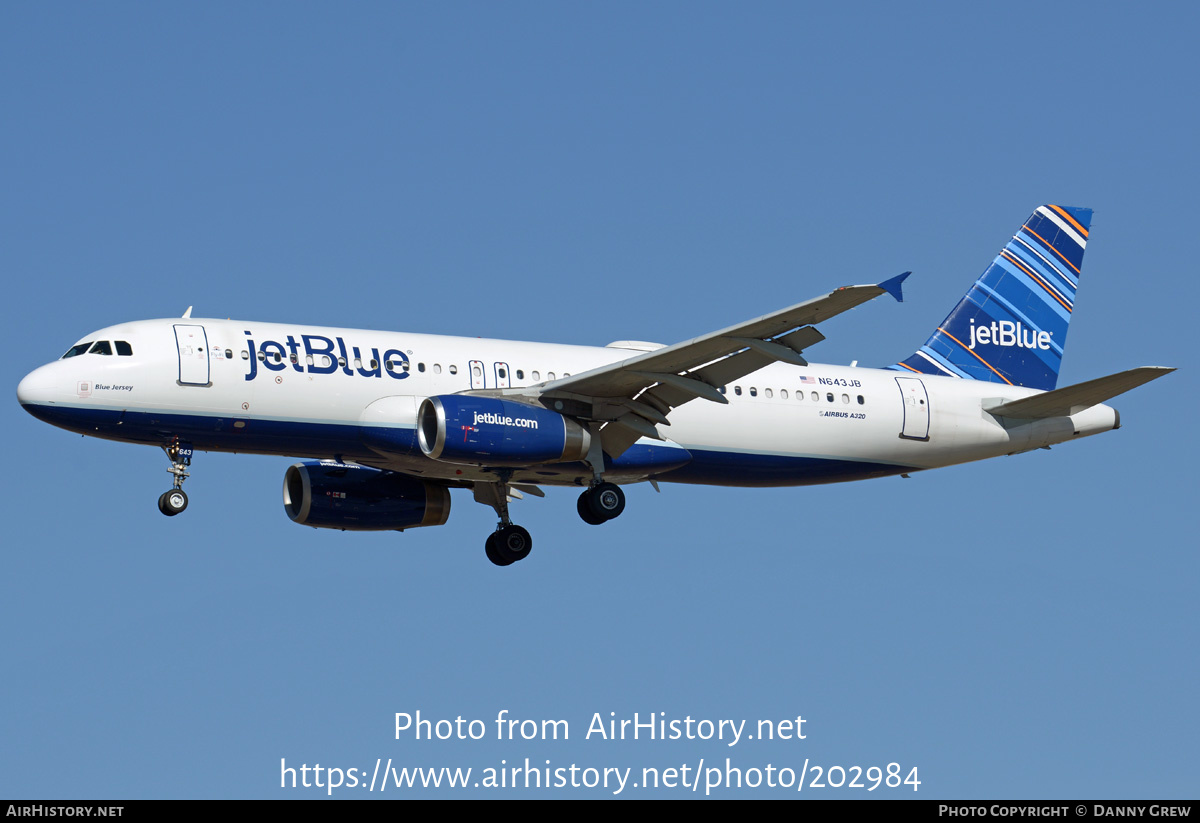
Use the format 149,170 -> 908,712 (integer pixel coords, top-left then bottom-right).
17,317 -> 1119,489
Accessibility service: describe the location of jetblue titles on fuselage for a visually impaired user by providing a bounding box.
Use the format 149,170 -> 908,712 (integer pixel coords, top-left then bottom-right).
242,331 -> 410,382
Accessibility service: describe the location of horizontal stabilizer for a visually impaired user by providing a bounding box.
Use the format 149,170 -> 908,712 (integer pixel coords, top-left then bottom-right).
984,367 -> 1175,419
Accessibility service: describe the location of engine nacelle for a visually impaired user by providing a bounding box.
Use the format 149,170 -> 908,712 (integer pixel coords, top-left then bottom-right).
283,461 -> 451,531
418,395 -> 591,466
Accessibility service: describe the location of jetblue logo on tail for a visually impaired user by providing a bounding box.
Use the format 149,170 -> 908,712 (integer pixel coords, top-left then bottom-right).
968,318 -> 1052,351
890,204 -> 1092,391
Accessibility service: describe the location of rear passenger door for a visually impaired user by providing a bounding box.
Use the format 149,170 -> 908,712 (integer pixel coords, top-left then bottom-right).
895,376 -> 929,440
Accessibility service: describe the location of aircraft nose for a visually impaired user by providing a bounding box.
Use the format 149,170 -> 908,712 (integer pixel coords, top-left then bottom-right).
17,364 -> 57,408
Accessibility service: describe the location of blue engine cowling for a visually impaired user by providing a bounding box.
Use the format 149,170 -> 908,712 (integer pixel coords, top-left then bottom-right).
418,395 -> 591,466
283,461 -> 452,531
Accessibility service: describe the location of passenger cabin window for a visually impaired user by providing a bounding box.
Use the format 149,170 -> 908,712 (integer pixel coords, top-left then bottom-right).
449,365 -> 458,375
88,341 -> 113,355
516,370 -> 524,380
116,341 -> 133,356
63,342 -> 93,359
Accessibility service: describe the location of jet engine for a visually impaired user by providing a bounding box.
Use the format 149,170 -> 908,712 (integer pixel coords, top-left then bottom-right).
417,395 -> 590,466
283,461 -> 451,531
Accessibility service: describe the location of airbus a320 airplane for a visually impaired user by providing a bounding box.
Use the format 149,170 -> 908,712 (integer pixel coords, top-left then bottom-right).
17,205 -> 1172,565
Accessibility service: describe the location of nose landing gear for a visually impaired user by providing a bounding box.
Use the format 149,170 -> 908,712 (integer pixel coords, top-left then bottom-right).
158,488 -> 188,516
158,440 -> 193,517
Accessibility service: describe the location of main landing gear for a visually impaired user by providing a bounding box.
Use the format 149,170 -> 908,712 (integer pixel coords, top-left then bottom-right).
473,436 -> 628,564
577,481 -> 625,526
575,426 -> 627,526
485,525 -> 532,567
157,440 -> 193,517
475,473 -> 533,567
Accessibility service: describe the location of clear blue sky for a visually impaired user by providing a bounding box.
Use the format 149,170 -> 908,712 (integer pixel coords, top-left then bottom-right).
3,2 -> 1195,798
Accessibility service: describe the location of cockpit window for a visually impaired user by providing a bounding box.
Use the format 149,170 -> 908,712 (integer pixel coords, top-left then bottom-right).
88,341 -> 113,355
116,341 -> 133,356
62,342 -> 93,359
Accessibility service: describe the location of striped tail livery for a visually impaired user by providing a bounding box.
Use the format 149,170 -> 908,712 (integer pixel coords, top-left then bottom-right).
890,204 -> 1091,390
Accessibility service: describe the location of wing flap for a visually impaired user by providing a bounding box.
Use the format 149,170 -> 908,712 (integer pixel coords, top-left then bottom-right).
599,421 -> 645,457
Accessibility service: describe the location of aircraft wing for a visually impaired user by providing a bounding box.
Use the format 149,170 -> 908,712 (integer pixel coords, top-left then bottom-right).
504,273 -> 910,457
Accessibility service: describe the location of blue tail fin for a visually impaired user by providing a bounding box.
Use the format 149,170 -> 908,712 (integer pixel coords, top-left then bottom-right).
889,204 -> 1092,390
